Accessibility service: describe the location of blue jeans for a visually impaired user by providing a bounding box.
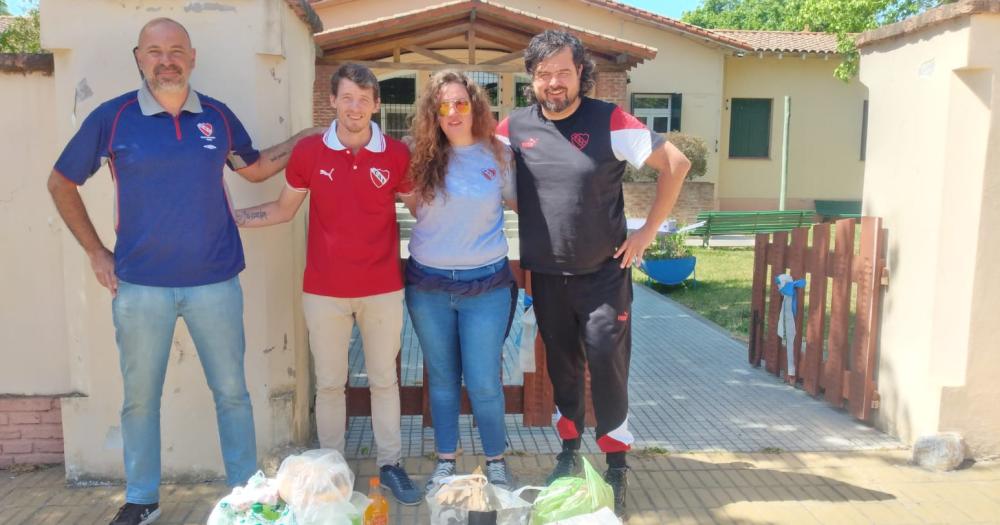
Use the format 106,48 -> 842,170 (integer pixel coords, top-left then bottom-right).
405,259 -> 514,458
112,277 -> 256,504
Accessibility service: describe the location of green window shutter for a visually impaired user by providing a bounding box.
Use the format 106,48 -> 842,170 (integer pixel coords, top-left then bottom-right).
729,98 -> 771,158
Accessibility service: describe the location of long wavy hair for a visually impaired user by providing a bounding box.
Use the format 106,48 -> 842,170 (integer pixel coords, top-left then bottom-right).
408,70 -> 508,203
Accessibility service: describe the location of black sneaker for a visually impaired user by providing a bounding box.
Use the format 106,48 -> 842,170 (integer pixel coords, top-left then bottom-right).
545,449 -> 582,485
379,463 -> 422,505
109,502 -> 161,525
604,466 -> 630,518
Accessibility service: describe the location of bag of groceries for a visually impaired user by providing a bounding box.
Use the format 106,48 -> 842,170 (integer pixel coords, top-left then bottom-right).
426,467 -> 533,525
530,457 -> 614,524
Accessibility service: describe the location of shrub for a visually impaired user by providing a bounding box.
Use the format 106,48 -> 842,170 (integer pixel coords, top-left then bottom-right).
623,131 -> 708,183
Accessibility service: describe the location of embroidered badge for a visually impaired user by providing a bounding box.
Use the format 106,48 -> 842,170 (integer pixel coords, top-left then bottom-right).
370,167 -> 390,188
570,132 -> 590,150
482,168 -> 497,181
520,137 -> 538,149
197,122 -> 215,141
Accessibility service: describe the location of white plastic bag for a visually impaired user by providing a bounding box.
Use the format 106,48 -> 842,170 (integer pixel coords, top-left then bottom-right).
426,471 -> 532,525
206,471 -> 292,525
519,304 -> 537,373
275,449 -> 363,525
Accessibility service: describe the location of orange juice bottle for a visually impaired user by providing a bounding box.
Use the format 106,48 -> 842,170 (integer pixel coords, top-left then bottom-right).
363,477 -> 389,525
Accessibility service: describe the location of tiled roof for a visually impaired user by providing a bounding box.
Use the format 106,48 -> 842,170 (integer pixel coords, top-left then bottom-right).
284,0 -> 323,33
574,0 -> 754,52
714,30 -> 840,54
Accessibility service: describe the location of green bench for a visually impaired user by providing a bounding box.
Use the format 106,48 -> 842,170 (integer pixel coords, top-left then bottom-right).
814,199 -> 862,221
689,210 -> 815,246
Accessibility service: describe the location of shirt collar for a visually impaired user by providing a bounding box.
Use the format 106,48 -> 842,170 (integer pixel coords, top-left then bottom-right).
322,120 -> 386,153
137,81 -> 203,116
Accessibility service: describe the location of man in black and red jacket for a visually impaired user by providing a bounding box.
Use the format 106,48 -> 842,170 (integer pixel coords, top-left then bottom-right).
497,30 -> 690,517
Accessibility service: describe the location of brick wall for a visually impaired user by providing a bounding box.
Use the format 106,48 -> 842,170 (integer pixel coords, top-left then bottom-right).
314,64 -> 336,127
593,70 -> 627,109
623,181 -> 716,224
0,397 -> 64,468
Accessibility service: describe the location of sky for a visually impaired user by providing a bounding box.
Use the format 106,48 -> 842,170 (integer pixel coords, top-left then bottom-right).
6,0 -> 704,19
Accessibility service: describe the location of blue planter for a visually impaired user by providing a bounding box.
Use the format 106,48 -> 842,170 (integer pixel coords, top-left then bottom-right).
639,256 -> 697,285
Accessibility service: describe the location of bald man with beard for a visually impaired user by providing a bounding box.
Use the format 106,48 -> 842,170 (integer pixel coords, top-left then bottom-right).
47,18 -> 320,525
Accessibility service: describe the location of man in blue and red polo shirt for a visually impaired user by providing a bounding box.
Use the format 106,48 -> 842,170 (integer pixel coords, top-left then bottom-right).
46,18 -> 319,525
234,63 -> 422,506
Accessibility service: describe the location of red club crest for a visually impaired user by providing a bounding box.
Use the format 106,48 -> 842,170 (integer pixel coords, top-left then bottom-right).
482,168 -> 497,181
369,167 -> 390,188
197,122 -> 214,138
570,132 -> 590,150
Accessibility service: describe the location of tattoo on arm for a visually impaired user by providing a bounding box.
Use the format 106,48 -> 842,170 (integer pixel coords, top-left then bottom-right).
269,149 -> 289,163
235,209 -> 268,226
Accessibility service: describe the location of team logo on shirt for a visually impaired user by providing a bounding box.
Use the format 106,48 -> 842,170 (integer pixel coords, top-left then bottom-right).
570,132 -> 590,150
369,167 -> 390,188
319,168 -> 334,182
520,137 -> 538,149
197,122 -> 215,141
482,168 -> 497,181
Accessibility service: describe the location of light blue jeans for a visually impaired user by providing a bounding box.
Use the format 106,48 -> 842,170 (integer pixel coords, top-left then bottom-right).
405,259 -> 514,458
112,276 -> 256,504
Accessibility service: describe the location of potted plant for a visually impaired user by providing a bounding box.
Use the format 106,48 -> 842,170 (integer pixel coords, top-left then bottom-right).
638,228 -> 696,286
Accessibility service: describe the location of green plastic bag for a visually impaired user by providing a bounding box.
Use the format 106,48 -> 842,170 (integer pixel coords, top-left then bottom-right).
530,458 -> 613,524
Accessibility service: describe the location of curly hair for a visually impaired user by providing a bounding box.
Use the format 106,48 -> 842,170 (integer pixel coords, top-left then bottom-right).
408,70 -> 509,203
523,30 -> 596,102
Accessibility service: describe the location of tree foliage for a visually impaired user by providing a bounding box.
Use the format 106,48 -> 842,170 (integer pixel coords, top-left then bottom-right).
0,8 -> 41,53
0,2 -> 9,16
682,0 -> 955,80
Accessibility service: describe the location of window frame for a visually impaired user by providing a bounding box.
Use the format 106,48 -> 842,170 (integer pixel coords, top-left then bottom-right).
630,92 -> 681,133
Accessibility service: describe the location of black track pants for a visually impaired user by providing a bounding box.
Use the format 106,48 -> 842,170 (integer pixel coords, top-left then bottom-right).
530,259 -> 634,452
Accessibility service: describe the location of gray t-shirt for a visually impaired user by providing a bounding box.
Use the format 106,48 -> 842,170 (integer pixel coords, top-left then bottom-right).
408,142 -> 516,269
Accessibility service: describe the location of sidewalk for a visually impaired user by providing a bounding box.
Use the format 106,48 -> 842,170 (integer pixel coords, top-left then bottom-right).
3,450 -> 998,524
5,283 -> 998,523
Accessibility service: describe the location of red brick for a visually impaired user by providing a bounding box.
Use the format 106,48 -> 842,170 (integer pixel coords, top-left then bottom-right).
1,440 -> 32,454
0,456 -> 13,468
33,440 -> 64,453
51,398 -> 62,409
19,424 -> 62,440
0,430 -> 21,440
40,411 -> 62,424
12,452 -> 63,465
0,413 -> 7,425
0,398 -> 54,412
8,412 -> 41,425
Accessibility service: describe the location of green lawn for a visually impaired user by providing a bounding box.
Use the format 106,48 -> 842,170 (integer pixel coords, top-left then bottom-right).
634,247 -> 755,340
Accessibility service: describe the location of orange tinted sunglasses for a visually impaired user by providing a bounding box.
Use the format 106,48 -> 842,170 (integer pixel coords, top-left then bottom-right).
437,99 -> 472,117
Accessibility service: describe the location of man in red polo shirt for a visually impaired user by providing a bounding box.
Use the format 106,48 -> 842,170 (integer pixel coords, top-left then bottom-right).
235,64 -> 421,505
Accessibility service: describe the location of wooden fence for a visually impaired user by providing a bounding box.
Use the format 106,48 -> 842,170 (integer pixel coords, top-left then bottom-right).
347,260 -> 596,427
749,217 -> 887,421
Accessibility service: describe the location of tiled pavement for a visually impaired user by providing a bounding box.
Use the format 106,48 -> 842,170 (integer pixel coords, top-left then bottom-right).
7,282 -> 993,524
345,283 -> 901,459
4,450 -> 999,524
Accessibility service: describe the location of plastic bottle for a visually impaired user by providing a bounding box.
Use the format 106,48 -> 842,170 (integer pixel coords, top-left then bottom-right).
363,477 -> 389,525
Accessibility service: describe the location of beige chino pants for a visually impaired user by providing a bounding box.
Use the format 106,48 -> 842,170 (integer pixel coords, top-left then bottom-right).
302,290 -> 403,467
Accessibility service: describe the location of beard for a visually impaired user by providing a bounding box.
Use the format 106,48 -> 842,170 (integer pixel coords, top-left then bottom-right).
537,88 -> 578,114
148,65 -> 187,93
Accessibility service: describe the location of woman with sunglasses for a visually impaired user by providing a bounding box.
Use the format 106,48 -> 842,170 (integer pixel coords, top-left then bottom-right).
401,70 -> 517,492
